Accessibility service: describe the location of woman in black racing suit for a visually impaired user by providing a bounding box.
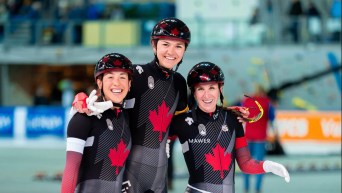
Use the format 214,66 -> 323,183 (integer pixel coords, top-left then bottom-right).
61,53 -> 134,193
169,62 -> 290,193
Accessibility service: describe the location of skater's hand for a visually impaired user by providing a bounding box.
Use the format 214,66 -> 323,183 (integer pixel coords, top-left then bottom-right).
263,160 -> 290,183
70,90 -> 113,119
225,106 -> 250,123
70,92 -> 91,117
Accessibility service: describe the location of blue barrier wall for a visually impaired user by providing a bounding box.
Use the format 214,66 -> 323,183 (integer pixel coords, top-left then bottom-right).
0,107 -> 70,142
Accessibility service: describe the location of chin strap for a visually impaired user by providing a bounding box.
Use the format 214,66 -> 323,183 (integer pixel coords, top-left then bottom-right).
174,59 -> 182,72
154,59 -> 173,77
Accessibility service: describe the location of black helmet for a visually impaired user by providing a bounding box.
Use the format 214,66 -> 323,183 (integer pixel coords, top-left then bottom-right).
94,53 -> 133,80
187,62 -> 225,89
151,17 -> 191,44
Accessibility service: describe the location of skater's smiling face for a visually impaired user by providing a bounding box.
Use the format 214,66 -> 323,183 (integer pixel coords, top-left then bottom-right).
97,70 -> 131,106
193,82 -> 222,113
152,39 -> 186,70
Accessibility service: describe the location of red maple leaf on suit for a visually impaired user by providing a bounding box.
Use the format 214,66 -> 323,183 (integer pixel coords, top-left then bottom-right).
205,143 -> 232,179
108,139 -> 130,175
149,101 -> 173,141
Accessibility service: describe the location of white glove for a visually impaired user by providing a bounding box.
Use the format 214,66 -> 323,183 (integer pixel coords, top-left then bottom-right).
86,90 -> 113,118
69,90 -> 113,119
263,160 -> 290,183
166,139 -> 171,158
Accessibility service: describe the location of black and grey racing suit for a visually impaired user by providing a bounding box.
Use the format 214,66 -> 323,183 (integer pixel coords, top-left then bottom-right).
169,107 -> 256,193
123,60 -> 188,193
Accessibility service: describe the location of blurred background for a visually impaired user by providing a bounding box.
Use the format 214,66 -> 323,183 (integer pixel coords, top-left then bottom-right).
0,0 -> 340,193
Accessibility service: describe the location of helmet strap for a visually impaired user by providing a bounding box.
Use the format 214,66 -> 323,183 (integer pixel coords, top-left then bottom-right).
219,91 -> 224,106
174,59 -> 182,72
154,58 -> 173,78
188,90 -> 196,109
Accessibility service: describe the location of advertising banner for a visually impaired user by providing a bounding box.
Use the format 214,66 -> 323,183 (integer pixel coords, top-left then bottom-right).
26,107 -> 66,139
276,111 -> 341,143
0,107 -> 15,138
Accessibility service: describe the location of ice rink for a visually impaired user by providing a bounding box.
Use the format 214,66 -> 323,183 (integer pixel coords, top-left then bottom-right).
0,144 -> 340,193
